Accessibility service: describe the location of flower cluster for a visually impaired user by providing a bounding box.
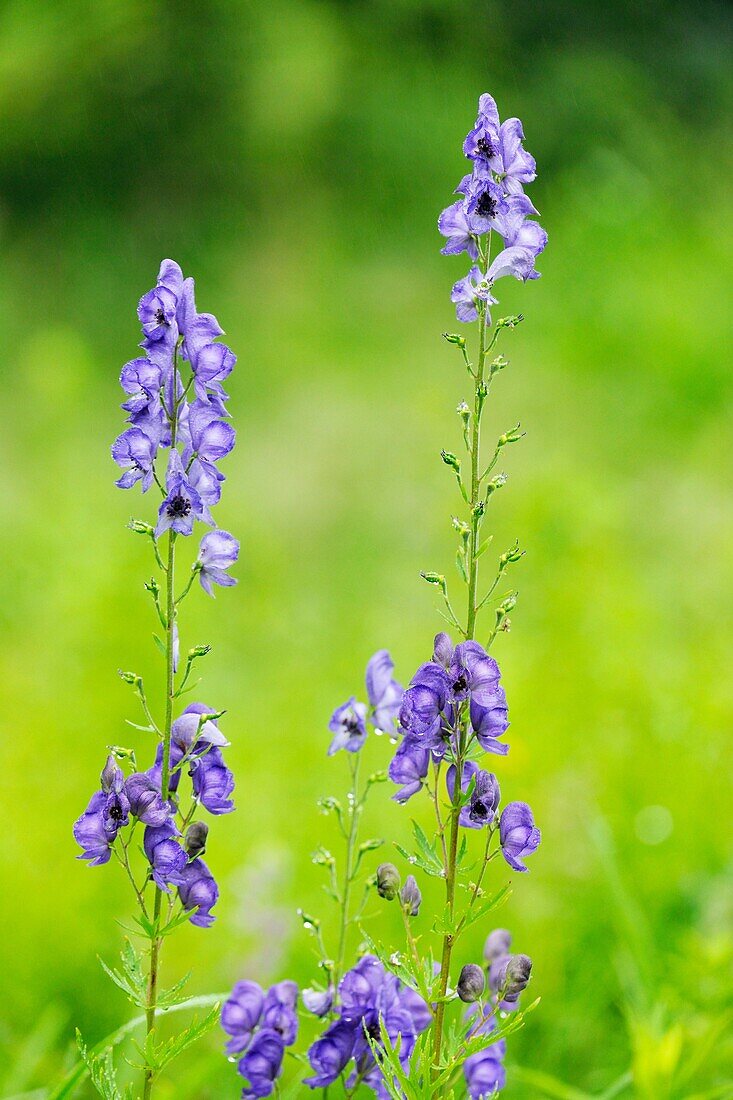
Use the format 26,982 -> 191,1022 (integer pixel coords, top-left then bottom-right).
222,980 -> 299,1099
304,956 -> 431,1096
439,93 -> 546,322
112,259 -> 239,587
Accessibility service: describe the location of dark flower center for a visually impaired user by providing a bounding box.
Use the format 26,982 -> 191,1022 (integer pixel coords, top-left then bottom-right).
476,136 -> 495,158
476,191 -> 497,218
154,307 -> 167,325
167,494 -> 192,518
108,803 -> 124,822
452,674 -> 467,693
472,799 -> 490,819
344,715 -> 360,733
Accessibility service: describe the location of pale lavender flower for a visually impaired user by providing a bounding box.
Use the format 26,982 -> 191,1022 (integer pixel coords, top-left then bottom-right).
198,530 -> 239,596
111,427 -> 157,492
328,698 -> 368,756
365,649 -> 403,731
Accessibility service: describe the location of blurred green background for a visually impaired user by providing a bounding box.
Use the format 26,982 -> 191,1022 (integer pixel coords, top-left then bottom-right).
1,0 -> 732,1097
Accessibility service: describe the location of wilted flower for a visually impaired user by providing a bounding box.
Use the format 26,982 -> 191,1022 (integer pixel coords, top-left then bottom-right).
184,820 -> 209,858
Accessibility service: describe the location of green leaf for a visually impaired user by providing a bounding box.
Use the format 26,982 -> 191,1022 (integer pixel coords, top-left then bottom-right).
455,547 -> 468,584
411,820 -> 445,872
394,844 -> 445,879
156,971 -> 192,1010
152,634 -> 167,657
98,940 -> 147,1009
460,883 -> 512,930
146,1004 -> 220,1074
75,1031 -> 133,1100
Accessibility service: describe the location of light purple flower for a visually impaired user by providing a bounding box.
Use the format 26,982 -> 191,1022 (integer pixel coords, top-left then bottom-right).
438,200 -> 483,259
172,702 -> 229,752
119,357 -> 163,421
499,801 -> 541,872
365,650 -> 403,731
111,427 -> 157,492
463,93 -> 502,170
222,980 -> 265,1056
156,451 -> 212,537
399,662 -> 449,741
328,697 -> 368,755
302,987 -> 334,1017
137,282 -> 178,342
451,247 -> 536,323
183,400 -> 236,467
193,342 -> 236,407
198,530 -> 239,596
497,117 -> 537,195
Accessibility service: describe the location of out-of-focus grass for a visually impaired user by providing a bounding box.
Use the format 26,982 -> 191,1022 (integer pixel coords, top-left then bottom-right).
0,1 -> 732,1096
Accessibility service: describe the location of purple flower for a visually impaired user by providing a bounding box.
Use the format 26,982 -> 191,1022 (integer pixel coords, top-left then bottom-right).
496,117 -> 537,195
302,986 -> 333,1017
124,773 -> 169,826
464,1045 -> 507,1098
492,193 -> 547,262
193,342 -> 236,407
366,650 -> 403,732
138,283 -> 178,342
463,93 -> 502,170
388,734 -> 430,803
489,953 -> 532,1008
172,702 -> 229,752
451,265 -> 494,324
156,451 -> 212,537
399,662 -> 449,741
111,427 -> 157,491
400,875 -> 422,917
145,741 -> 184,797
438,200 -> 483,259
177,857 -> 219,927
143,821 -> 187,891
447,761 -> 500,829
262,981 -> 299,1046
198,530 -> 239,596
484,928 -> 512,963
190,746 -> 235,815
470,692 -> 510,755
120,357 -> 163,421
182,400 -> 236,468
328,697 -> 368,755
499,802 -> 541,872
462,173 -> 508,227
73,756 -> 130,866
304,1021 -> 355,1088
451,247 -> 536,324
222,980 -> 264,1056
237,1028 -> 285,1099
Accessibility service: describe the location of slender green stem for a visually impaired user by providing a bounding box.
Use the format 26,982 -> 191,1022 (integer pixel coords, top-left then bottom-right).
334,753 -> 361,989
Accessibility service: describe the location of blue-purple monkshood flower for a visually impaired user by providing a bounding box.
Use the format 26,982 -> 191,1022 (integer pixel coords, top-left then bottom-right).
451,247 -> 536,324
143,821 -> 187,891
222,979 -> 299,1097
193,342 -> 236,412
172,702 -> 229,753
304,956 -> 429,1092
365,649 -> 403,732
388,735 -> 431,803
137,282 -> 178,343
302,986 -> 334,1018
124,773 -> 170,826
190,746 -> 235,815
399,661 -> 449,743
499,801 -> 541,872
222,980 -> 265,1055
462,1004 -> 507,1096
177,856 -> 219,927
438,200 -> 486,260
328,697 -> 368,756
120,356 -> 163,420
198,529 -> 239,596
463,93 -> 502,171
495,117 -> 537,195
111,427 -> 158,492
156,450 -> 212,537
490,193 -> 547,266
73,755 -> 130,866
181,400 -> 236,472
446,761 -> 501,829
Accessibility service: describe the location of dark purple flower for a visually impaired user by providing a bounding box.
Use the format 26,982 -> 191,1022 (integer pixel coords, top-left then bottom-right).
463,93 -> 502,170
125,773 -> 169,826
388,734 -> 430,803
172,702 -> 229,753
464,1046 -> 507,1098
143,821 -> 187,891
237,1028 -> 285,1099
489,953 -> 532,1007
365,650 -> 403,732
73,756 -> 130,866
447,761 -> 500,829
198,530 -> 239,596
156,451 -> 212,537
222,980 -> 264,1056
190,746 -> 235,815
328,697 -> 368,755
499,802 -> 541,872
177,856 -> 219,927
111,427 -> 157,491
145,741 -> 184,797
304,1020 -> 355,1088
302,986 -> 334,1017
470,692 -> 510,755
399,662 -> 449,741
400,874 -> 422,917
457,963 -> 486,1003
138,283 -> 178,342
262,981 -> 299,1046
496,117 -> 537,195
397,984 -> 432,1033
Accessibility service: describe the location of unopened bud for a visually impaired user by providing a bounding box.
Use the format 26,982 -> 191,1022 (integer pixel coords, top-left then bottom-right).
499,542 -> 525,568
443,333 -> 466,348
457,963 -> 486,1003
452,517 -> 471,539
504,953 -> 532,1001
486,473 -> 508,496
118,669 -> 143,688
497,592 -> 518,618
376,862 -> 401,900
441,450 -> 461,472
490,355 -> 509,375
144,578 -> 160,597
484,928 -> 512,962
456,401 -> 471,427
497,314 -> 524,329
400,874 -> 422,917
185,821 -> 208,858
127,519 -> 154,536
100,754 -> 119,792
420,571 -> 446,592
188,644 -> 212,659
498,423 -> 524,447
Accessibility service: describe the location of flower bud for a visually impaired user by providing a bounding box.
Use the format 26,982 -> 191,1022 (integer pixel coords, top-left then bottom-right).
490,355 -> 509,375
443,333 -> 467,348
127,519 -> 154,536
400,874 -> 422,917
499,541 -> 525,568
376,862 -> 401,901
484,928 -> 512,962
486,473 -> 508,495
441,450 -> 461,472
497,314 -> 524,329
188,644 -> 212,659
100,753 -> 119,792
420,571 -> 447,593
456,401 -> 471,427
504,953 -> 532,1000
457,963 -> 486,1003
302,986 -> 333,1017
498,423 -> 524,447
185,821 -> 209,858
118,669 -> 143,688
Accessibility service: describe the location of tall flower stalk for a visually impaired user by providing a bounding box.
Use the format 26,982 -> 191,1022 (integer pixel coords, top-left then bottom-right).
222,91 -> 547,1099
72,260 -> 239,1098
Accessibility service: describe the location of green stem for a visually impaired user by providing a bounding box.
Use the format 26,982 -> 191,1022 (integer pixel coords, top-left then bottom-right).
334,753 -> 361,989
